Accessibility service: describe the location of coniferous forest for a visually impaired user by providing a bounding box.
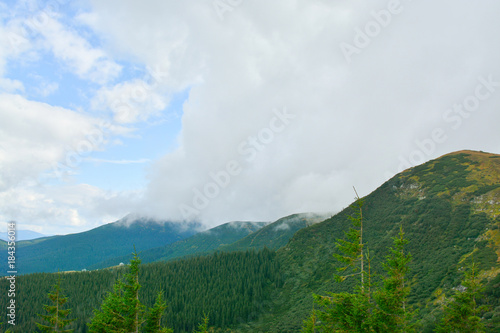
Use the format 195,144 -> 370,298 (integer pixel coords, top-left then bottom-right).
0,249 -> 281,332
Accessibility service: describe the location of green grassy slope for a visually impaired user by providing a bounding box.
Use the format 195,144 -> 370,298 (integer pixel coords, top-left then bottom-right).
246,150 -> 500,332
88,221 -> 268,269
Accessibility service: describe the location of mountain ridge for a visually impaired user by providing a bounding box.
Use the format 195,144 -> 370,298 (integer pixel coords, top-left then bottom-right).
219,213 -> 328,252
1,216 -> 202,274
88,220 -> 269,269
89,213 -> 327,270
0,229 -> 49,241
246,150 -> 500,332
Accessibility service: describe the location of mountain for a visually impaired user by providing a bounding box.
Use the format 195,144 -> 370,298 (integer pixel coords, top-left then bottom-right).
1,150 -> 499,332
219,213 -> 327,252
0,229 -> 48,241
88,220 -> 268,269
89,213 -> 326,270
247,150 -> 500,332
3,212 -> 324,274
1,216 -> 201,275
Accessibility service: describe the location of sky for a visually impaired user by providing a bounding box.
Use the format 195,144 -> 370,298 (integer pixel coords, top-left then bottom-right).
1,0 -> 499,236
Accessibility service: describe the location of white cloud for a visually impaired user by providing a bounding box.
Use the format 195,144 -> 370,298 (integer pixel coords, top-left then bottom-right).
36,14 -> 121,84
0,93 -> 102,189
79,0 -> 500,226
91,79 -> 168,124
35,81 -> 58,97
3,0 -> 500,234
0,91 -> 139,233
0,78 -> 24,93
0,17 -> 31,88
81,1 -> 206,90
0,181 -> 139,235
273,223 -> 290,232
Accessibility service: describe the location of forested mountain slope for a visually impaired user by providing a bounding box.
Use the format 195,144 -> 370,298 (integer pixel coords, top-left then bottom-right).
90,213 -> 325,270
248,150 -> 500,332
2,216 -> 200,274
88,221 -> 268,269
219,213 -> 327,252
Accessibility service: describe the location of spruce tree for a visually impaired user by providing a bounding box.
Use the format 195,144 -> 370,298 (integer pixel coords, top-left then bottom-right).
372,226 -> 415,333
122,250 -> 145,333
306,194 -> 374,332
436,260 -> 487,333
143,292 -> 173,333
88,281 -> 129,333
88,249 -> 173,333
304,192 -> 414,333
333,193 -> 365,285
302,306 -> 317,333
36,272 -> 75,333
193,313 -> 212,333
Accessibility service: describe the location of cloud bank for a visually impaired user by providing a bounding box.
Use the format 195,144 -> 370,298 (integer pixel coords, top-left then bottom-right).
1,0 -> 500,233
85,0 -> 500,225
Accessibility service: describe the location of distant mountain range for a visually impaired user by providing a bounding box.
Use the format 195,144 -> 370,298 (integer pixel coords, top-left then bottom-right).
0,213 -> 326,275
0,216 -> 202,274
88,213 -> 327,270
0,229 -> 48,241
88,220 -> 269,269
